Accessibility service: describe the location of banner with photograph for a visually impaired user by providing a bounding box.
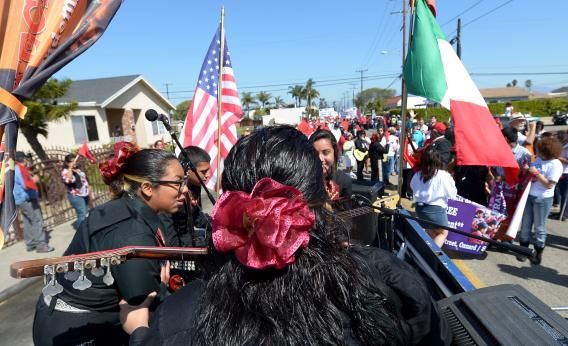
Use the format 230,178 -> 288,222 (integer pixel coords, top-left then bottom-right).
444,195 -> 507,255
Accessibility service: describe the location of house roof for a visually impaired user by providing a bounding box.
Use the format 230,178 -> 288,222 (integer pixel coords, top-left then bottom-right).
385,96 -> 401,107
56,75 -> 175,109
479,87 -> 529,99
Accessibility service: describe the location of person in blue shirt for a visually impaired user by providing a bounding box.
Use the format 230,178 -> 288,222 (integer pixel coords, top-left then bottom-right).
13,152 -> 53,253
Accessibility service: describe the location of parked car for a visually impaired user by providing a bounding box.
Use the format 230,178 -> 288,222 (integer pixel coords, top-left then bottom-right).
553,112 -> 568,125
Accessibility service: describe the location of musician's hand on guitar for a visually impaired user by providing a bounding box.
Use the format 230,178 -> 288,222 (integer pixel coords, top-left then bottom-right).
160,261 -> 170,285
119,292 -> 156,335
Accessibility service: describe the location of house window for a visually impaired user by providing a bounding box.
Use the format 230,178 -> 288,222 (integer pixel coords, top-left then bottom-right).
152,119 -> 167,135
71,116 -> 99,144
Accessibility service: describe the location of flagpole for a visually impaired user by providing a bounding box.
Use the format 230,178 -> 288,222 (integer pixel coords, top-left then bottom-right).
396,0 -> 416,204
216,6 -> 225,192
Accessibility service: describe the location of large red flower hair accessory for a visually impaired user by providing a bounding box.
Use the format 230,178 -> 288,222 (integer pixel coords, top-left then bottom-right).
212,177 -> 315,269
99,141 -> 140,183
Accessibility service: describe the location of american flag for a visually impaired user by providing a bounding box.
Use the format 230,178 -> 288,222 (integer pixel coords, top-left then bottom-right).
179,26 -> 243,190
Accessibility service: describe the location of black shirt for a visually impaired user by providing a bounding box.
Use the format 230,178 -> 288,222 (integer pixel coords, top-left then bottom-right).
430,137 -> 452,167
369,140 -> 387,160
57,195 -> 168,310
130,246 -> 450,345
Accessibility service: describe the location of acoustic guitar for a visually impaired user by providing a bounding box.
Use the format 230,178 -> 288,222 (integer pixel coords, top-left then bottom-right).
11,195 -> 399,295
354,149 -> 368,161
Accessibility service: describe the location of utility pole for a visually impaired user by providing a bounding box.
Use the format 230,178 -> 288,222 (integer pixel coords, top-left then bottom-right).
456,18 -> 462,59
355,69 -> 367,110
350,83 -> 358,109
164,82 -> 171,100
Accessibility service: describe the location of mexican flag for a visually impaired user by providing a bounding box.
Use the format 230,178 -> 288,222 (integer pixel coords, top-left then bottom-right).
404,0 -> 518,173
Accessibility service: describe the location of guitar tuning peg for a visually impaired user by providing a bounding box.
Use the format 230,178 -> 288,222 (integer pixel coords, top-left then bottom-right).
85,260 -> 104,277
42,265 -> 63,304
101,258 -> 114,286
72,260 -> 92,291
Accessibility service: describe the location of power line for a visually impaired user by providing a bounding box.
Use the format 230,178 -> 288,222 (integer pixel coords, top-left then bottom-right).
163,73 -> 399,94
165,75 -> 401,100
471,71 -> 568,76
448,0 -> 514,37
440,0 -> 485,27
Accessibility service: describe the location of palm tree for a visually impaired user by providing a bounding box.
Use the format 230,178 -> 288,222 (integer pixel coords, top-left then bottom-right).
511,79 -> 518,87
273,96 -> 285,108
302,78 -> 319,109
319,98 -> 328,108
256,91 -> 272,109
241,92 -> 257,117
20,78 -> 77,160
525,79 -> 532,94
288,85 -> 303,107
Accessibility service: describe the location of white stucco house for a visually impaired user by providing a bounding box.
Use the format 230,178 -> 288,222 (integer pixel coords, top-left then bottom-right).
17,75 -> 175,152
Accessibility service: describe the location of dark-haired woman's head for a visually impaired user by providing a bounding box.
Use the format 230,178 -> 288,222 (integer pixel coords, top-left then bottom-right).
308,129 -> 338,181
197,126 -> 404,345
103,149 -> 187,214
223,126 -> 326,206
420,147 -> 444,182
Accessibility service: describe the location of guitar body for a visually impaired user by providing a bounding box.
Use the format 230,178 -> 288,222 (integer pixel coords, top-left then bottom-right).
354,149 -> 368,161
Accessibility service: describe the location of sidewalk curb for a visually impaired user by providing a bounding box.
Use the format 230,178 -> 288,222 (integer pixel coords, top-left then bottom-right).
0,277 -> 41,304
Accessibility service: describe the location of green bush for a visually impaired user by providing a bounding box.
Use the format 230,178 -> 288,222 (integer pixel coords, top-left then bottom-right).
387,97 -> 568,121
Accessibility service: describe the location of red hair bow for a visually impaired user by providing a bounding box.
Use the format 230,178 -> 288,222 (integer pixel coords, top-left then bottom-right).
212,177 -> 314,269
99,142 -> 139,183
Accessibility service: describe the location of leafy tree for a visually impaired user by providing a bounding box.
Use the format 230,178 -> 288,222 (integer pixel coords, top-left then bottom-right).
253,108 -> 267,120
355,87 -> 395,109
512,79 -> 518,87
525,79 -> 532,94
506,83 -> 512,88
288,85 -> 303,107
256,91 -> 272,109
319,98 -> 328,108
241,92 -> 257,117
273,96 -> 285,109
172,99 -> 191,121
20,78 -> 77,160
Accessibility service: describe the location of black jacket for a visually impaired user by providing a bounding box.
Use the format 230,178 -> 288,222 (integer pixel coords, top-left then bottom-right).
129,246 -> 450,345
58,195 -> 169,309
369,140 -> 387,160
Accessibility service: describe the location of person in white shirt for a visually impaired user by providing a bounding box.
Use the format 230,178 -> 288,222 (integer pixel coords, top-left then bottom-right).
518,137 -> 564,265
410,147 -> 457,248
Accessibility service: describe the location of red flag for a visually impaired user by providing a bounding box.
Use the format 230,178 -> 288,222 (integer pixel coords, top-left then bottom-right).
178,26 -> 243,190
78,143 -> 96,164
297,119 -> 314,137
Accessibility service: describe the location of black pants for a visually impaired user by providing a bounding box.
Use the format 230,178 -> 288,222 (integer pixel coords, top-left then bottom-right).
370,158 -> 379,182
401,168 -> 414,198
33,297 -> 128,346
356,159 -> 365,181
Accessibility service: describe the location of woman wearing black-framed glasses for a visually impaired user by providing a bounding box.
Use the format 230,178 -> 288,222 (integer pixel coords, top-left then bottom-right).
33,144 -> 187,346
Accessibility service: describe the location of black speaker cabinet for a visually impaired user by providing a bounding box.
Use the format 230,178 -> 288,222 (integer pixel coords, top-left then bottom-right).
350,180 -> 385,245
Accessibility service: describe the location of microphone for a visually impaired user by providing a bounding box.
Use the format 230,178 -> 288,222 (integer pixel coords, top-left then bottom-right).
144,109 -> 216,205
145,109 -> 172,131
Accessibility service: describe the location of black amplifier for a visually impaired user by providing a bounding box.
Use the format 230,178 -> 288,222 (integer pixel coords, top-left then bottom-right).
438,284 -> 568,345
350,180 -> 384,246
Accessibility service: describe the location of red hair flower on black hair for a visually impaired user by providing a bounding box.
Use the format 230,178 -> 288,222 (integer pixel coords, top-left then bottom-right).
212,177 -> 314,270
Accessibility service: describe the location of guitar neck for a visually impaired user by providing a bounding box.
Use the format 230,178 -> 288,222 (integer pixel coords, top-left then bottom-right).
10,246 -> 209,279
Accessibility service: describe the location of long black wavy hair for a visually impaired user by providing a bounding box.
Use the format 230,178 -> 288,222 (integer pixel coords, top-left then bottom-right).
193,126 -> 404,345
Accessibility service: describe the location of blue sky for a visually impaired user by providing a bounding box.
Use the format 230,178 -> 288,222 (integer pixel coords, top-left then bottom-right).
55,0 -> 568,108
